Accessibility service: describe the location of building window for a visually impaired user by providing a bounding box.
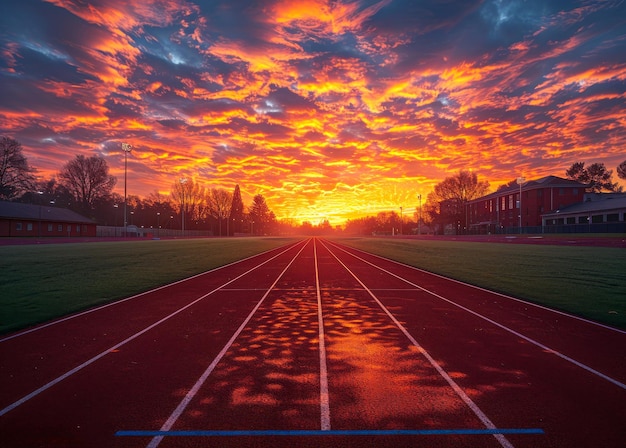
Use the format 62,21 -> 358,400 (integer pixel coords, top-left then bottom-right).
508,195 -> 513,209
591,215 -> 603,223
573,188 -> 578,195
16,222 -> 23,231
606,213 -> 619,222
578,216 -> 588,224
27,223 -> 33,231
58,224 -> 63,231
501,197 -> 506,210
566,217 -> 576,224
76,225 -> 81,232
48,224 -> 52,231
67,225 -> 71,232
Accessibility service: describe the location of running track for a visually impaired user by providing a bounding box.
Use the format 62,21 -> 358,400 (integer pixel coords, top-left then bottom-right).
1,238 -> 625,447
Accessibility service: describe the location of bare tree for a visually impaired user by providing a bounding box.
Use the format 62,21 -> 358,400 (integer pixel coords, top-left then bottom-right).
58,154 -> 116,215
0,136 -> 36,199
207,188 -> 233,236
171,178 -> 206,230
424,170 -> 490,233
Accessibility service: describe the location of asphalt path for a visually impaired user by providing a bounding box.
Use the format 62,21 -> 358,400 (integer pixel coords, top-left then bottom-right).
0,238 -> 624,447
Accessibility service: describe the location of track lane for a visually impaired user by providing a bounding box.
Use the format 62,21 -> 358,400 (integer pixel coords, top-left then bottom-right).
0,240 -> 309,447
323,238 -> 626,448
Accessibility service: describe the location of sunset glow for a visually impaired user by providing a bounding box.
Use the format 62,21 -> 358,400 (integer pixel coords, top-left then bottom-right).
1,0 -> 625,224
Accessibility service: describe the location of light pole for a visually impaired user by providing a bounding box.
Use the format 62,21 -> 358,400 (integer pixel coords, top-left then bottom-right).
400,206 -> 403,235
418,194 -> 422,235
157,212 -> 160,238
517,176 -> 526,233
180,178 -> 187,237
113,203 -> 119,236
122,143 -> 132,235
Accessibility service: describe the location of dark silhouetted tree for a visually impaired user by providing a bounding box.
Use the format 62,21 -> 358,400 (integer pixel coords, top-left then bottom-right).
249,194 -> 272,235
617,160 -> 626,181
229,184 -> 244,235
0,136 -> 36,200
424,170 -> 490,233
58,154 -> 116,216
566,162 -> 622,192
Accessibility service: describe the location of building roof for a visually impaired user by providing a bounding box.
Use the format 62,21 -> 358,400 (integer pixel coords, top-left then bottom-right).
0,201 -> 94,224
468,175 -> 587,203
542,194 -> 626,218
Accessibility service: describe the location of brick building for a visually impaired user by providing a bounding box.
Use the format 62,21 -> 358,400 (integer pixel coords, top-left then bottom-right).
466,176 -> 587,234
0,201 -> 96,238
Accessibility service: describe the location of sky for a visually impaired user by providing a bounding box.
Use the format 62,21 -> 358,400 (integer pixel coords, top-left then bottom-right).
1,0 -> 625,224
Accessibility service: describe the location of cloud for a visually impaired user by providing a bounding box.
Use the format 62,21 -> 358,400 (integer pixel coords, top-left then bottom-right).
1,0 -> 625,223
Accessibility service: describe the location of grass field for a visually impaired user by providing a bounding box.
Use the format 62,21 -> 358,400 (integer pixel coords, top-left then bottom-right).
336,237 -> 626,330
0,238 -> 297,335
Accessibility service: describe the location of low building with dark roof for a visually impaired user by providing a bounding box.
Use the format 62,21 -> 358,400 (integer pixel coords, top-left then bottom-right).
0,201 -> 96,238
542,193 -> 626,233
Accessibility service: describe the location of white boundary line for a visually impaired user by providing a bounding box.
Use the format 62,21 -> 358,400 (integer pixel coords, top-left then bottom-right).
0,240 -> 307,418
0,241 -> 302,343
314,238 -> 331,430
326,240 -> 626,390
320,240 -> 514,448
147,239 -> 311,448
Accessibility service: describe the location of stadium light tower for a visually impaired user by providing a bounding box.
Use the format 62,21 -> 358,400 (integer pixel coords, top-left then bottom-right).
122,143 -> 133,234
180,177 -> 188,237
517,176 -> 526,233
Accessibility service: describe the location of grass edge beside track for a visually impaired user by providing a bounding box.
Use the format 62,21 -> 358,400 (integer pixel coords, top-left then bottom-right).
0,237 -> 299,335
334,237 -> 626,330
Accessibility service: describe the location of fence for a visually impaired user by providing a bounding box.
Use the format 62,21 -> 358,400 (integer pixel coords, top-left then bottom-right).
96,226 -> 213,238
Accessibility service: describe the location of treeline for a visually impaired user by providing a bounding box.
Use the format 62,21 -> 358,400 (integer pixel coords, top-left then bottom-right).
0,137 -> 281,235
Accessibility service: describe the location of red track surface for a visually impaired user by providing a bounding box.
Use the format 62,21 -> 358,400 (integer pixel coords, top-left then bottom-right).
1,238 -> 625,448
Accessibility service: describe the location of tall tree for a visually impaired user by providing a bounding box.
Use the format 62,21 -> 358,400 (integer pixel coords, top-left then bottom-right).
249,194 -> 271,235
566,162 -> 622,192
207,188 -> 233,236
617,160 -> 626,180
229,184 -> 244,236
58,154 -> 116,215
0,136 -> 36,199
424,170 -> 490,233
171,178 -> 205,230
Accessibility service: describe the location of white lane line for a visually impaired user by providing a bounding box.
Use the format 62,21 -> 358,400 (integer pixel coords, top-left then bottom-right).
147,239 -> 312,448
0,241 -> 307,418
326,240 -> 626,391
0,242 -> 303,343
320,240 -> 514,448
314,238 -> 331,430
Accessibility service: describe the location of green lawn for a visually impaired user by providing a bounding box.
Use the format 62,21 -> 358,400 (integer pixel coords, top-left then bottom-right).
0,238 -> 298,334
335,237 -> 626,330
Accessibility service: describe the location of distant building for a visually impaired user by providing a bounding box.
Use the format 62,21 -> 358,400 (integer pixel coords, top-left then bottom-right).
0,201 -> 96,238
542,193 -> 626,232
466,176 -> 587,234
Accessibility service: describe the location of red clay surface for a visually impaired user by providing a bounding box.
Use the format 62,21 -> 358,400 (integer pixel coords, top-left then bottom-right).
1,238 -> 625,448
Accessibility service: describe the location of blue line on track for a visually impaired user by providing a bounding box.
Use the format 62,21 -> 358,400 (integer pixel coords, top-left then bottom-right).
116,428 -> 544,437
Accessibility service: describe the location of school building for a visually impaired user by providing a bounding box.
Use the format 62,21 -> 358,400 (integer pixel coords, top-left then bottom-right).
0,201 -> 97,238
464,175 -> 624,234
